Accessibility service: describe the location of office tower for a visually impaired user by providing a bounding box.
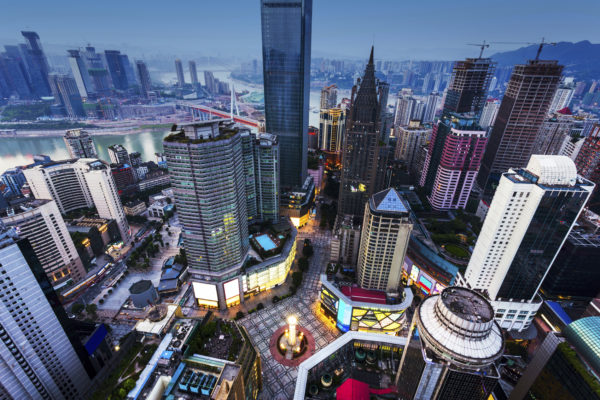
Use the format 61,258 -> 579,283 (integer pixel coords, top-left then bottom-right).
477,60 -> 563,194
0,199 -> 86,287
48,74 -> 85,119
549,82 -> 575,114
394,120 -> 432,171
394,89 -> 416,126
0,49 -> 33,99
23,159 -> 131,244
509,317 -> 600,400
479,98 -> 500,129
0,223 -> 92,399
318,108 -> 346,153
20,31 -> 51,97
163,120 -> 249,279
83,46 -> 111,94
428,116 -> 487,210
135,60 -> 152,98
357,188 -> 412,291
261,0 -> 312,188
422,91 -> 440,123
67,49 -> 94,99
420,58 -> 494,195
1,168 -> 26,197
338,48 -> 388,219
104,50 -> 129,90
535,110 -> 582,156
396,287 -> 504,400
120,54 -> 136,88
175,59 -> 185,87
320,84 -> 337,109
464,155 -> 593,332
189,61 -> 198,87
63,129 -> 97,159
107,144 -> 130,165
204,70 -> 216,94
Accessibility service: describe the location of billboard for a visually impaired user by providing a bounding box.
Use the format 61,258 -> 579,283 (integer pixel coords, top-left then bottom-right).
336,298 -> 352,332
320,288 -> 339,316
224,278 -> 240,307
192,282 -> 219,308
418,275 -> 433,294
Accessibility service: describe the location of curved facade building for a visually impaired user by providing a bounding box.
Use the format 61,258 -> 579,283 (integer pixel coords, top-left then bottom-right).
396,287 -> 504,400
564,317 -> 600,374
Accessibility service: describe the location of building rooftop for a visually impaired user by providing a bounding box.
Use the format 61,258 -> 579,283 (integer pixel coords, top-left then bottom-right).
564,317 -> 600,374
0,198 -> 51,218
527,155 -> 577,186
370,188 -> 409,214
129,279 -> 153,294
440,286 -> 494,323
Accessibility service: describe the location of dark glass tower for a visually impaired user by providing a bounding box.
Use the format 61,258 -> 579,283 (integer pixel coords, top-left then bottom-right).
104,50 -> 129,90
20,31 -> 51,97
261,0 -> 312,189
338,48 -> 388,219
476,60 -> 563,194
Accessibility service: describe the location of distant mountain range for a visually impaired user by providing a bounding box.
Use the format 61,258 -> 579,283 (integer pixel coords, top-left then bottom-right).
490,41 -> 600,80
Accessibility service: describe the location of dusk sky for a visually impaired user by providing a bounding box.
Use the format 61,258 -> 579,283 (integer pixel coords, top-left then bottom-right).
1,0 -> 599,60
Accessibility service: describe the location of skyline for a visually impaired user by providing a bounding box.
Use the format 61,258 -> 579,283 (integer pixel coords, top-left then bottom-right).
1,0 -> 599,60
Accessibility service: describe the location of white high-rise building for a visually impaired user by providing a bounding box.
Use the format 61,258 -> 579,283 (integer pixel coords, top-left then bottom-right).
0,224 -> 92,399
63,129 -> 97,159
394,120 -> 432,170
549,84 -> 575,114
23,159 -> 131,244
463,155 -> 594,331
394,89 -> 416,127
422,91 -> 440,123
0,199 -> 86,287
479,98 -> 500,129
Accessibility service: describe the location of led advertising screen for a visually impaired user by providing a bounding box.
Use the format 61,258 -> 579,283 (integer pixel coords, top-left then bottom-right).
192,282 -> 219,308
434,282 -> 445,294
336,298 -> 352,332
224,278 -> 240,307
320,288 -> 339,315
410,265 -> 420,284
418,275 -> 433,294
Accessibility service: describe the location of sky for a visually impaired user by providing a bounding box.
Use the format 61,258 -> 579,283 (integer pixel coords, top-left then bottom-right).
1,0 -> 599,61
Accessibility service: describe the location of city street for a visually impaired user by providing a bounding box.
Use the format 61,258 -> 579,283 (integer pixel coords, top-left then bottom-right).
239,216 -> 340,399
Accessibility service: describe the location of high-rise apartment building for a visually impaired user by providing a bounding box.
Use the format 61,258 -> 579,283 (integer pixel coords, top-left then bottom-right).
357,188 -> 412,291
20,31 -> 51,97
393,89 -> 417,127
163,120 -> 249,279
204,70 -> 216,94
464,155 -> 593,331
318,108 -> 346,153
189,61 -> 198,87
261,0 -> 312,188
104,50 -> 129,90
574,124 -> 600,211
535,110 -> 583,156
0,48 -> 33,99
0,199 -> 86,287
338,48 -> 388,219
23,159 -> 131,244
48,74 -> 85,119
67,49 -> 94,99
396,287 -> 504,400
135,60 -> 152,98
422,91 -> 440,123
479,98 -> 500,129
320,84 -> 337,109
477,60 -> 563,194
83,46 -> 111,95
174,59 -> 185,87
107,144 -> 130,165
420,58 -> 494,195
0,223 -> 93,399
1,168 -> 26,197
63,129 -> 97,159
394,120 -> 431,170
548,82 -> 575,114
428,116 -> 487,210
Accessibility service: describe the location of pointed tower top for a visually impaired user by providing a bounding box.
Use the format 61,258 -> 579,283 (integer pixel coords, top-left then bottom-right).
369,46 -> 374,65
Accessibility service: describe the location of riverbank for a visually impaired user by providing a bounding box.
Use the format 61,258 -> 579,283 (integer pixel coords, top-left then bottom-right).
0,123 -> 174,138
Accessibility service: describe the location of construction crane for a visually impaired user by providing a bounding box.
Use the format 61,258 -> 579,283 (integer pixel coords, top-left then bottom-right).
491,38 -> 557,60
467,41 -> 490,58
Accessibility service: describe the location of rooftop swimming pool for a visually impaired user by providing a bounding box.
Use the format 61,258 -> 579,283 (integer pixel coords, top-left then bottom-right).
254,233 -> 277,251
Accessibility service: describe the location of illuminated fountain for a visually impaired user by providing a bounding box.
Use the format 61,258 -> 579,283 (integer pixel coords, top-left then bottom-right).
278,315 -> 307,360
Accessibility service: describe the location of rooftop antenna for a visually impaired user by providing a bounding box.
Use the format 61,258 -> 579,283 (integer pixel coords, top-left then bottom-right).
467,41 -> 490,58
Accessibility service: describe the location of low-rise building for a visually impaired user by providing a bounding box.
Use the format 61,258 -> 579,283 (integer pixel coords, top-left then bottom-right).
123,199 -> 147,216
280,176 -> 315,228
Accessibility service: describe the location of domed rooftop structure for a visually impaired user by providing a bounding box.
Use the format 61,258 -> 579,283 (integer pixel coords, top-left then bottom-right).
564,316 -> 600,374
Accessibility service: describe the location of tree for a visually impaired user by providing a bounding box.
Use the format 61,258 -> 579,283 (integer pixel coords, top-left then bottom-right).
123,378 -> 136,392
235,311 -> 245,320
302,244 -> 314,257
86,303 -> 98,315
71,303 -> 84,315
256,303 -> 264,310
298,257 -> 309,272
292,271 -> 303,288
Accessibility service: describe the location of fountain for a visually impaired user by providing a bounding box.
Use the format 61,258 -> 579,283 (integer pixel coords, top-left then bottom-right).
270,315 -> 315,366
278,316 -> 306,359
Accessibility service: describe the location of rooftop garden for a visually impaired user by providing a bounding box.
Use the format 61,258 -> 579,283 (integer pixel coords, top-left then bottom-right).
163,125 -> 238,144
185,318 -> 243,362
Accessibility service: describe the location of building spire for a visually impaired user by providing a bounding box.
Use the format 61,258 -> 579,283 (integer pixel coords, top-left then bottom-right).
350,47 -> 379,125
369,45 -> 374,66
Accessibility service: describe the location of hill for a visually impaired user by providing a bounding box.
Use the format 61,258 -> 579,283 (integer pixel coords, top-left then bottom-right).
490,41 -> 600,80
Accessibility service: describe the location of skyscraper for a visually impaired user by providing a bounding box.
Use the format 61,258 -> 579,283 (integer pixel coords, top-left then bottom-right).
261,0 -> 312,188
189,61 -> 198,87
135,60 -> 152,98
107,144 -> 130,165
23,159 -> 131,244
477,60 -> 563,194
464,155 -> 593,331
83,46 -> 111,95
357,188 -> 413,291
48,74 -> 85,119
0,223 -> 92,399
548,81 -> 575,114
104,50 -> 129,90
338,48 -> 388,219
20,31 -> 51,97
394,121 -> 432,172
574,123 -> 600,211
393,89 -> 417,127
163,120 -> 249,278
420,57 -> 495,195
320,84 -> 337,109
0,199 -> 86,287
479,98 -> 500,129
318,108 -> 345,153
422,91 -> 440,123
1,168 -> 26,197
0,49 -> 33,99
204,70 -> 216,94
396,287 -> 504,400
63,129 -> 97,159
67,49 -> 94,99
175,59 -> 185,87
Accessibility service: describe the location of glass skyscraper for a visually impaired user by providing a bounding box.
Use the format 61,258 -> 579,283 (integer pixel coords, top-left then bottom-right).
261,0 -> 312,189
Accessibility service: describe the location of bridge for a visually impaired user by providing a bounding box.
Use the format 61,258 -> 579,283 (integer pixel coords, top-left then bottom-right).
177,102 -> 261,129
